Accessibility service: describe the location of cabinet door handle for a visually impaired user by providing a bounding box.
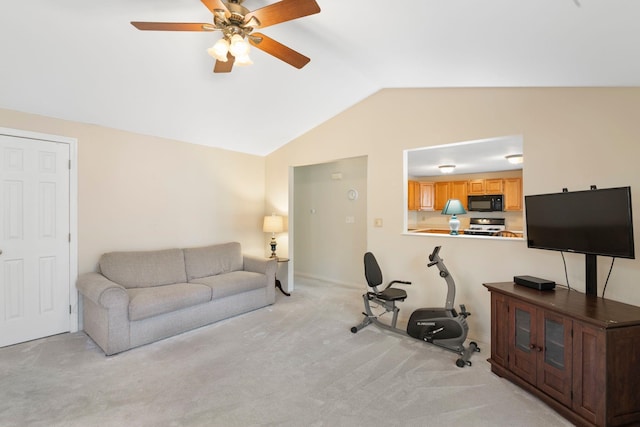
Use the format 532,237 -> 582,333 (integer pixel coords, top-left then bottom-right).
529,344 -> 543,352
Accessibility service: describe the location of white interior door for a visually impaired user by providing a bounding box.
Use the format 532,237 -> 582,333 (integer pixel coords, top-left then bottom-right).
0,134 -> 71,347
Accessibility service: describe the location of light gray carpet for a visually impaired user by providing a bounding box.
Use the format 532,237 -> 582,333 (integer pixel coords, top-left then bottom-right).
0,278 -> 572,427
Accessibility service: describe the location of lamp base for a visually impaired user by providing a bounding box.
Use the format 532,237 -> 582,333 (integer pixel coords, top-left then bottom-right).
270,238 -> 277,258
449,215 -> 461,235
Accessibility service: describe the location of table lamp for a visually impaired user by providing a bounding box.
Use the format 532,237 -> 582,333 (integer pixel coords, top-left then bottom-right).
263,214 -> 284,258
441,199 -> 466,235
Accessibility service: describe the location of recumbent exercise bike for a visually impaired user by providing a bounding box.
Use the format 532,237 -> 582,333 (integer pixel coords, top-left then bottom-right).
350,246 -> 479,367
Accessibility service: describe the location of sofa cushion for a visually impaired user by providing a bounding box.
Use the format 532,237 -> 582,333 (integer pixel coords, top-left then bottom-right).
99,249 -> 188,289
183,242 -> 243,281
189,271 -> 266,299
127,283 -> 212,321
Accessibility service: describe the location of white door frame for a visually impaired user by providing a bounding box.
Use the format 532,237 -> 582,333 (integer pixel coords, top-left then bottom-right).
0,127 -> 79,333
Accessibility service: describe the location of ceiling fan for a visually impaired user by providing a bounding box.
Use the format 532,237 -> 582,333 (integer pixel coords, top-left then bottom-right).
131,0 -> 321,73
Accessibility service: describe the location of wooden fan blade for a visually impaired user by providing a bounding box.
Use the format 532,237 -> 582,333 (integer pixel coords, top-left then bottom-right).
201,0 -> 229,16
249,33 -> 310,69
131,22 -> 214,31
214,52 -> 235,73
246,0 -> 320,29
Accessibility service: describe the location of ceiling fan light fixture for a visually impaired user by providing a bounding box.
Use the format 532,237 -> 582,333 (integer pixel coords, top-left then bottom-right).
229,34 -> 250,57
207,38 -> 230,61
235,53 -> 253,66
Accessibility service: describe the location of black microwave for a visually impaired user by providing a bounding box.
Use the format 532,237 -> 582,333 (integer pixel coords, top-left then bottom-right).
467,194 -> 503,212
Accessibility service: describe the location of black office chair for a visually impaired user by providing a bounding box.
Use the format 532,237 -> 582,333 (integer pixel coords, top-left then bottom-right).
351,252 -> 411,333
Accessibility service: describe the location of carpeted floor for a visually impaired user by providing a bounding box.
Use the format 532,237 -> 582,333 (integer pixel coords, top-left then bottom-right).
0,278 -> 572,427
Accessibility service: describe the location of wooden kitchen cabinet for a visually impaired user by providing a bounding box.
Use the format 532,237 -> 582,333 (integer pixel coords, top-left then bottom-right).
468,178 -> 504,195
485,178 -> 504,194
468,179 -> 486,195
503,177 -> 522,211
408,181 -> 434,211
485,282 -> 640,427
434,181 -> 467,210
419,182 -> 435,211
408,180 -> 420,211
450,181 -> 468,210
434,181 -> 450,210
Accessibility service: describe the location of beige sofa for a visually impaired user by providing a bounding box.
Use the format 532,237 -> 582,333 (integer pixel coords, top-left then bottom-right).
77,242 -> 276,355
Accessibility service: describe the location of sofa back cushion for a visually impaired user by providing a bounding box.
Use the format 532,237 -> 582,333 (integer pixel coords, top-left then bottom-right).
99,248 -> 188,288
183,242 -> 243,281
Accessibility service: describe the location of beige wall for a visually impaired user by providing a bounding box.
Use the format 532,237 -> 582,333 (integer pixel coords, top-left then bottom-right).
0,109 -> 267,274
266,88 -> 640,343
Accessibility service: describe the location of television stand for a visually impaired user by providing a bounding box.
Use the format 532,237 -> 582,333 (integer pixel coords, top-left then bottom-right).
484,282 -> 640,426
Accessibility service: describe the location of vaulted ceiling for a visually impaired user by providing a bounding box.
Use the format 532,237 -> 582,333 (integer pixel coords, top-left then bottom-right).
1,1 -> 639,156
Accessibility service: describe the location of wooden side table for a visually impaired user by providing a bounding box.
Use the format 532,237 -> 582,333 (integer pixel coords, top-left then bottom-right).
275,257 -> 290,296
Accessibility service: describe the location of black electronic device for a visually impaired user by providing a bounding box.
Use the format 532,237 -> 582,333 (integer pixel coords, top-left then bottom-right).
524,186 -> 635,296
514,275 -> 556,291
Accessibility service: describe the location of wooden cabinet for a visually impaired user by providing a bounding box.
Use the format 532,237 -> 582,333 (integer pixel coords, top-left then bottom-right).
408,180 -> 420,211
486,179 -> 504,194
508,300 -> 573,406
485,282 -> 640,427
434,181 -> 450,210
408,181 -> 434,211
434,181 -> 467,211
450,181 -> 468,210
468,178 -> 504,195
504,177 -> 522,211
419,182 -> 435,211
468,179 -> 486,195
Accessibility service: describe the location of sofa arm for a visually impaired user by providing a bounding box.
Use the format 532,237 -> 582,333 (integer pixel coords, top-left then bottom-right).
77,272 -> 129,309
244,255 -> 277,277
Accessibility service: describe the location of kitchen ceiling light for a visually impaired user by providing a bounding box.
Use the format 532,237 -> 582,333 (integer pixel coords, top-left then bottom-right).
506,154 -> 523,164
439,165 -> 456,174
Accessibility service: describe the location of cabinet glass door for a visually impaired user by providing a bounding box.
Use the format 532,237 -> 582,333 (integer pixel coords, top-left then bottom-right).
544,318 -> 565,370
537,311 -> 573,406
509,302 -> 537,385
515,308 -> 531,352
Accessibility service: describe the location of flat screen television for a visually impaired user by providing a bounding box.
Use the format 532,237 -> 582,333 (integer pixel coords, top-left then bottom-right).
524,186 -> 635,296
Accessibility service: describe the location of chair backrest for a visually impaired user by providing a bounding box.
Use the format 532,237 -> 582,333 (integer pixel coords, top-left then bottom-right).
364,252 -> 383,288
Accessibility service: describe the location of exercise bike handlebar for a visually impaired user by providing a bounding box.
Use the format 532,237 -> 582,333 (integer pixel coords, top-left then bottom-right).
428,245 -> 441,263
385,280 -> 412,289
426,246 -> 456,311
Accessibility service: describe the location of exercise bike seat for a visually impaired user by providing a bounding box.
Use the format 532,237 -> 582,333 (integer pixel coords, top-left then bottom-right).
364,252 -> 408,301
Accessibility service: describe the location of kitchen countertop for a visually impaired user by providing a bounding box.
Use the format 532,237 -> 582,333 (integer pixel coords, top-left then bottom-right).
408,228 -> 523,238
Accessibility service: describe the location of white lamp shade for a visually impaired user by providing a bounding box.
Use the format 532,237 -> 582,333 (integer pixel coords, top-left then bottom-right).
229,34 -> 250,57
263,215 -> 284,233
235,53 -> 253,66
207,38 -> 229,62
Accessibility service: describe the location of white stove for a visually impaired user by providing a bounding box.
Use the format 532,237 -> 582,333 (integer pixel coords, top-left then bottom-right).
464,218 -> 506,236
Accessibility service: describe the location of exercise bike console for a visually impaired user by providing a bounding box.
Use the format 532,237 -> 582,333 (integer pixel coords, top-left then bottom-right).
351,246 -> 480,367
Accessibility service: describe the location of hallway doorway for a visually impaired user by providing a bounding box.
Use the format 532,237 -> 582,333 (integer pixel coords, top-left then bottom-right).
292,156 -> 367,287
